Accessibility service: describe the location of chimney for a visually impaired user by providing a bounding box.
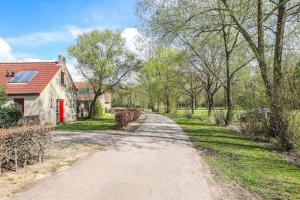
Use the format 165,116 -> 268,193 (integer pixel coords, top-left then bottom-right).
58,55 -> 66,66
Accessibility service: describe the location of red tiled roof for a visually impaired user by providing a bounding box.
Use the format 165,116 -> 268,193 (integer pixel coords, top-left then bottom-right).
104,93 -> 111,103
0,62 -> 61,95
74,82 -> 89,89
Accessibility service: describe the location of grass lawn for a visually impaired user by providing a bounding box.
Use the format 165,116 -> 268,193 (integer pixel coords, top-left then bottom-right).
165,113 -> 300,200
55,114 -> 116,131
176,108 -> 244,122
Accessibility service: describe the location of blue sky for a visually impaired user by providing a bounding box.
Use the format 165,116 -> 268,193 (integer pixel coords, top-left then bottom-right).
0,0 -> 139,79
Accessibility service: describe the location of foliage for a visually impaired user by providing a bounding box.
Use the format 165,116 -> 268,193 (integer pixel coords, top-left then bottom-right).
0,106 -> 22,129
181,110 -> 193,119
136,0 -> 300,150
239,109 -> 270,139
213,110 -> 226,126
0,126 -> 52,172
167,113 -> 300,200
288,111 -> 300,152
56,114 -> 115,131
0,85 -> 6,107
115,109 -> 141,128
68,29 -> 137,118
94,101 -> 104,119
138,48 -> 185,112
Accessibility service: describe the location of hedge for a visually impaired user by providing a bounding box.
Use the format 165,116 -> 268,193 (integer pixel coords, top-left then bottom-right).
115,109 -> 141,128
0,125 -> 53,173
0,106 -> 22,128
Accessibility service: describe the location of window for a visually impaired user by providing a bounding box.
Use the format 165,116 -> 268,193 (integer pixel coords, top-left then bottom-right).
50,98 -> 53,109
61,70 -> 65,86
14,98 -> 24,116
78,88 -> 89,94
9,71 -> 38,83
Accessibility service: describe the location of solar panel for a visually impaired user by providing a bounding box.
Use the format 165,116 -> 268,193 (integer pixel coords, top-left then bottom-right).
9,71 -> 38,83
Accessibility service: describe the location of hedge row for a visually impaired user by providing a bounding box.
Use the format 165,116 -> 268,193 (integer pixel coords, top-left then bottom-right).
115,109 -> 141,128
0,106 -> 22,128
0,126 -> 53,173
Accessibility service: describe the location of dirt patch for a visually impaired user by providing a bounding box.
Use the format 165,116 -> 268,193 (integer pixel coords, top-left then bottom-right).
0,134 -> 103,200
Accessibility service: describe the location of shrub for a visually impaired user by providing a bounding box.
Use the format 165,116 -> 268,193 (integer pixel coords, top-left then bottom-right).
182,110 -> 193,119
0,106 -> 22,128
0,85 -> 6,106
115,109 -> 141,128
0,125 -> 52,172
213,109 -> 226,126
288,111 -> 300,152
239,109 -> 269,139
170,109 -> 177,116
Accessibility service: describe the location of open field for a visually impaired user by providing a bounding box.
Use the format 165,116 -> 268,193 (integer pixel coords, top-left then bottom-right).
55,114 -> 116,131
165,112 -> 300,200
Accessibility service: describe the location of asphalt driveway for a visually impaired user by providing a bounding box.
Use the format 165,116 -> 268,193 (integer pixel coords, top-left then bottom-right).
15,113 -> 225,200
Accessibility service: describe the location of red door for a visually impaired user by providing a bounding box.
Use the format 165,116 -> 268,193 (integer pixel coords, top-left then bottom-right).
59,100 -> 64,124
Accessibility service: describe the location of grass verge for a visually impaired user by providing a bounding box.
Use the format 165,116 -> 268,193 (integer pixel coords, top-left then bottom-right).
55,114 -> 115,131
165,113 -> 300,200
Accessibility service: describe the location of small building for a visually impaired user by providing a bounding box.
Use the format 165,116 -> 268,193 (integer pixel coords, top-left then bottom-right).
75,82 -> 111,118
0,56 -> 77,125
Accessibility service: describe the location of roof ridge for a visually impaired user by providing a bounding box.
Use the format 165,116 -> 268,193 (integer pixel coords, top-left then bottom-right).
0,60 -> 58,64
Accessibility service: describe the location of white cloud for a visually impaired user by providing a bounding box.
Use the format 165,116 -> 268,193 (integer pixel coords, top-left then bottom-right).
22,58 -> 45,62
121,27 -> 141,54
6,25 -> 106,47
0,38 -> 15,61
65,25 -> 83,38
66,60 -> 84,81
65,25 -> 104,38
6,31 -> 71,46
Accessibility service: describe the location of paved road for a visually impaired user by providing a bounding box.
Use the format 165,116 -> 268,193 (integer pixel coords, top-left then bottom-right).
16,113 -> 224,200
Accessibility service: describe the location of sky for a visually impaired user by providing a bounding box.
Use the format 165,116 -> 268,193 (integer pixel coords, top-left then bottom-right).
0,0 -> 140,80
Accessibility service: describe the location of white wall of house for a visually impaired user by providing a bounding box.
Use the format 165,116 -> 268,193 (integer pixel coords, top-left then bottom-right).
7,66 -> 77,125
98,94 -> 111,112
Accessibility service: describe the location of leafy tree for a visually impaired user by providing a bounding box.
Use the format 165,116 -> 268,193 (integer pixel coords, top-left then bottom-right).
69,30 -> 137,118
139,48 -> 184,112
137,0 -> 300,150
177,65 -> 203,114
219,0 -> 300,150
137,0 -> 254,125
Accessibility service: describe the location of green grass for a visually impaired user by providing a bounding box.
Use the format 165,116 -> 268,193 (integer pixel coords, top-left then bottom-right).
165,113 -> 300,200
55,114 -> 116,131
176,108 -> 244,122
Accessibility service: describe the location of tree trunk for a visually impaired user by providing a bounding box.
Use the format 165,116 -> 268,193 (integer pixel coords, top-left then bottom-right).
225,80 -> 233,126
222,0 -> 292,150
225,79 -> 233,126
224,86 -> 227,109
191,95 -> 195,114
269,100 -> 290,149
87,94 -> 100,119
269,0 -> 292,150
207,92 -> 214,117
165,96 -> 170,113
222,26 -> 234,126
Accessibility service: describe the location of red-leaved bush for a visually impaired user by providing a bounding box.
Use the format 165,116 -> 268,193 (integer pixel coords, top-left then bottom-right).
115,109 -> 141,128
0,126 -> 53,173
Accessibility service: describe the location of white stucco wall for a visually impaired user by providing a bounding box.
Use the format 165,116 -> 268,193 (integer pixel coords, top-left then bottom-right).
98,94 -> 111,112
8,66 -> 77,125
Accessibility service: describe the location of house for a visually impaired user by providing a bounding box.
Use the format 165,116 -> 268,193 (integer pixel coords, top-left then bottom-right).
75,82 -> 111,118
0,55 -> 77,125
